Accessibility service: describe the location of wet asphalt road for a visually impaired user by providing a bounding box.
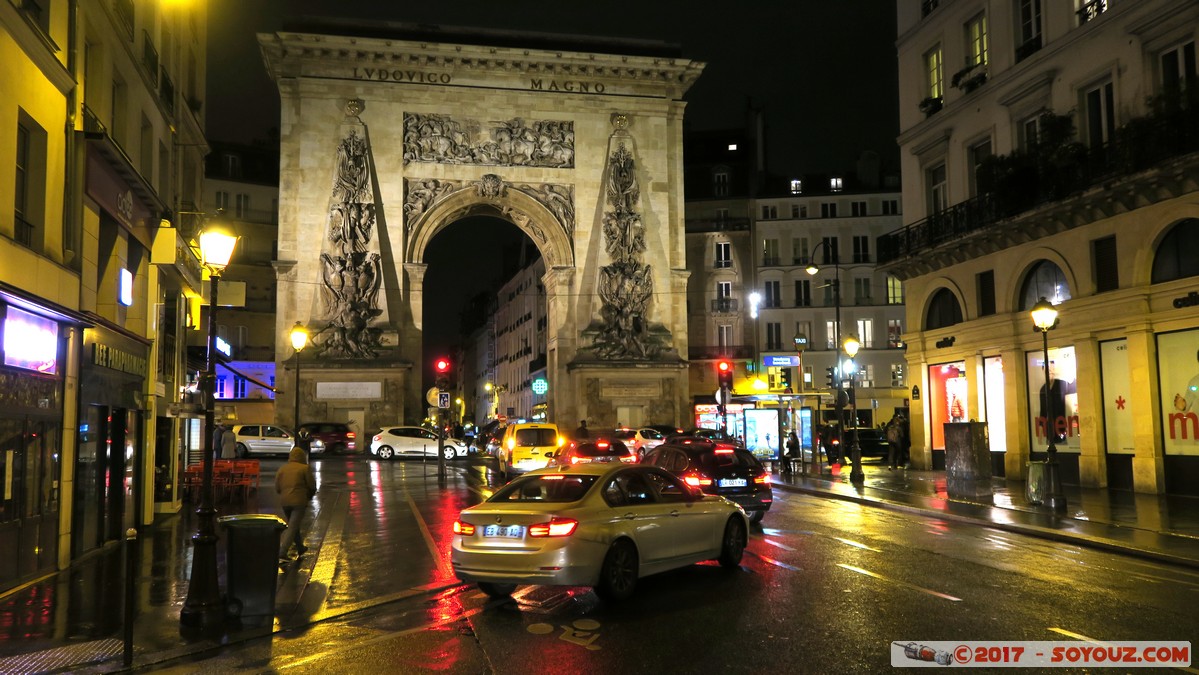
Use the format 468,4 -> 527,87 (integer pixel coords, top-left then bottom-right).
146,455 -> 1199,674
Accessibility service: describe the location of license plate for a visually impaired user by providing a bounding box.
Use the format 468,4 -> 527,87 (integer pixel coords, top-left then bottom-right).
482,524 -> 525,538
719,478 -> 747,488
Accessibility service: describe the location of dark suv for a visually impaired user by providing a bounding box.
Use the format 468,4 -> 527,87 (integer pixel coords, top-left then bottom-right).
642,438 -> 772,523
298,422 -> 358,455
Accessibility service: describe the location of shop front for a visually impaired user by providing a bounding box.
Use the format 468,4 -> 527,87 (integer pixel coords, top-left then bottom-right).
1026,344 -> 1081,485
75,326 -> 149,558
926,360 -> 968,469
1157,329 -> 1199,495
0,294 -> 73,590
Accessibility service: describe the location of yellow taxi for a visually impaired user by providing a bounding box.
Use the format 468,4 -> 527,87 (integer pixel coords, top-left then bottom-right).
498,422 -> 563,478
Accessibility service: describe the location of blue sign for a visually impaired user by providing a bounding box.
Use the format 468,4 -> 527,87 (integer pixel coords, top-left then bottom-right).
438,392 -> 450,409
764,355 -> 800,367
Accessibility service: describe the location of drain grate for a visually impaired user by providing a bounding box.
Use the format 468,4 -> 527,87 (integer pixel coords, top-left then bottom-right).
0,638 -> 123,674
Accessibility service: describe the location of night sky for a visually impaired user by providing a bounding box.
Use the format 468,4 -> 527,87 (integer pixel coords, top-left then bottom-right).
204,1 -> 900,375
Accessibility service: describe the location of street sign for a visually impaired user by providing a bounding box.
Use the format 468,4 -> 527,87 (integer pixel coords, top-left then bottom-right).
765,355 -> 800,367
715,388 -> 728,405
426,387 -> 440,406
438,392 -> 450,409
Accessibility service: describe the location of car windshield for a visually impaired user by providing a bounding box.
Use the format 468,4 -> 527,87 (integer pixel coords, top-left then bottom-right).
514,428 -> 557,446
612,429 -> 635,440
490,474 -> 597,503
699,449 -> 760,471
574,440 -> 630,457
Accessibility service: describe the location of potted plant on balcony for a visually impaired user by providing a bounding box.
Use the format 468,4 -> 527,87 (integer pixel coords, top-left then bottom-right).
952,63 -> 987,94
919,96 -> 943,117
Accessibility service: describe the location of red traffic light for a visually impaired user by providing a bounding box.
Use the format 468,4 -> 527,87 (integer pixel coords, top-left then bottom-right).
434,358 -> 451,373
717,360 -> 732,373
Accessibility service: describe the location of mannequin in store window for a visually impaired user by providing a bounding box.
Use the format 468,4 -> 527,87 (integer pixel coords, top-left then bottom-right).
1039,360 -> 1077,443
1173,349 -> 1199,412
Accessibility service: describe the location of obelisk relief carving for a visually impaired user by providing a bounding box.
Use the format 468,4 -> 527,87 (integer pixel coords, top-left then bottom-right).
310,99 -> 387,358
587,114 -> 672,360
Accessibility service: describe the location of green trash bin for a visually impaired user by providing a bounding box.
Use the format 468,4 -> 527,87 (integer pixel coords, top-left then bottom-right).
219,514 -> 286,624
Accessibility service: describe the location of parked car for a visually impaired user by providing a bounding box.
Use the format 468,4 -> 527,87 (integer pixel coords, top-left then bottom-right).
451,463 -> 748,600
370,426 -> 468,460
642,438 -> 772,523
298,422 -> 358,454
231,424 -> 323,457
498,422 -> 563,477
612,427 -> 666,458
551,439 -> 637,467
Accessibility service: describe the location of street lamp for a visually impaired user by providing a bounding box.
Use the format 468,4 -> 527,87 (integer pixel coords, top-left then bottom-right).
289,322 -> 308,429
842,334 -> 864,484
180,222 -> 238,631
1031,297 -> 1066,512
807,241 -> 843,455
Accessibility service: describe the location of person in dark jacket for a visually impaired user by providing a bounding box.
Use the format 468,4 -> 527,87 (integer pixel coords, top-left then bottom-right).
276,445 -> 316,561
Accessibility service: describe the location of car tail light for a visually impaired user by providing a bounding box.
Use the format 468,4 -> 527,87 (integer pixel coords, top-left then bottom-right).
452,520 -> 475,535
373,434 -> 381,442
570,456 -> 591,464
597,440 -> 610,449
754,474 -> 770,485
557,436 -> 566,447
683,473 -> 712,487
347,432 -> 357,439
528,517 -> 578,537
507,438 -> 516,450
619,454 -> 637,463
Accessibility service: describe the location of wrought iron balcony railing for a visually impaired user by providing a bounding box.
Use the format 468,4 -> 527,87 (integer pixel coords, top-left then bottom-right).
711,298 -> 739,313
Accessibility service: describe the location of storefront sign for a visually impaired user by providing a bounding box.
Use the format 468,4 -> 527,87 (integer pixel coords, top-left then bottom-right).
765,355 -> 800,367
3,306 -> 58,374
92,343 -> 148,378
215,336 -> 232,358
86,149 -> 151,231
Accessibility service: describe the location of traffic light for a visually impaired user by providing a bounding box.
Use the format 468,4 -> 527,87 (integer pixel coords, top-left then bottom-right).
825,366 -> 837,388
717,359 -> 734,390
434,357 -> 452,389
780,367 -> 792,390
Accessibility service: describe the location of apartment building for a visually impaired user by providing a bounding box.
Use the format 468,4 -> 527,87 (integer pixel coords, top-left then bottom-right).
886,0 -> 1198,494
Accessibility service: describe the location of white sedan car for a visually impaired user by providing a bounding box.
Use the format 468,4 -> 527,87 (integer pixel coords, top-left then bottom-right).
451,463 -> 748,600
370,426 -> 469,460
613,427 -> 666,459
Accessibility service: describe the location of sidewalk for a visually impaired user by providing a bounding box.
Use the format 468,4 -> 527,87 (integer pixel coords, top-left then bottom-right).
0,456 -> 1196,674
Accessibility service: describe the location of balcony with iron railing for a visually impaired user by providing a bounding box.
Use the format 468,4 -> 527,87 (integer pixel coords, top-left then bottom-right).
685,217 -> 750,233
113,0 -> 134,41
880,100 -> 1199,266
761,256 -> 780,267
159,68 -> 175,116
688,345 -> 754,361
711,298 -> 739,313
713,259 -> 732,269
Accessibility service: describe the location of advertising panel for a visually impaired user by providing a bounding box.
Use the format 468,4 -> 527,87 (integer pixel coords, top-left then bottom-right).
4,306 -> 59,374
1158,329 -> 1199,456
1100,339 -> 1135,454
1026,345 -> 1080,453
983,356 -> 1006,453
744,408 -> 780,461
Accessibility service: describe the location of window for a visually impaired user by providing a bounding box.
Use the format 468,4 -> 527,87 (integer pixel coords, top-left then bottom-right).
1160,41 -> 1197,95
820,237 -> 839,264
713,171 -> 729,197
715,208 -> 729,221
854,278 -> 872,305
139,115 -> 153,177
235,193 -> 251,218
235,325 -> 248,350
717,324 -> 733,349
1077,0 -> 1107,26
794,279 -> 811,307
1151,219 -> 1199,283
925,45 -> 944,99
886,276 -> 904,304
790,179 -> 802,194
761,205 -> 777,219
233,377 -> 247,399
1018,0 -> 1043,61
891,363 -> 906,387
851,201 -> 867,217
1082,80 -> 1115,147
822,282 -> 836,307
791,204 -> 800,218
14,112 -> 45,252
215,375 -> 227,398
968,138 -> 992,197
111,76 -> 127,148
766,322 -> 782,351
965,13 -> 988,68
977,270 -> 997,316
795,320 -> 811,344
830,177 -> 843,192
1020,114 -> 1042,149
821,202 -> 838,218
223,153 -> 242,178
856,319 -> 874,348
926,163 -> 948,214
14,122 -> 30,247
1019,260 -> 1072,310
925,288 -> 963,330
215,191 -> 230,211
1093,236 -> 1118,293
882,199 -> 899,215
792,237 -> 809,264
887,319 -> 904,348
716,281 -> 732,299
714,241 -> 731,268
852,235 -> 870,263
764,280 -> 781,308
762,238 -> 779,266
825,321 -> 840,349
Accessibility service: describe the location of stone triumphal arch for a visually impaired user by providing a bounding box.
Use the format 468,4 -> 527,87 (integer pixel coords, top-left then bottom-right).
261,25 -> 704,432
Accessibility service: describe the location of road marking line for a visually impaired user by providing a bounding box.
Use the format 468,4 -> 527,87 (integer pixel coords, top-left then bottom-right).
763,538 -> 796,552
1048,628 -> 1199,674
833,537 -> 881,552
745,549 -> 803,571
837,564 -> 962,601
407,490 -> 454,579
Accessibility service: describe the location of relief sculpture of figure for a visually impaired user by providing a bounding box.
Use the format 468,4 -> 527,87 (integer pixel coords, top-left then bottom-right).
333,131 -> 371,203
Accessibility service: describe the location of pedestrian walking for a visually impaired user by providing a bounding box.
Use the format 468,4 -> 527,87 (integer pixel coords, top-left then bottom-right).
574,419 -> 589,440
219,424 -> 237,459
276,445 -> 317,562
886,415 -> 902,470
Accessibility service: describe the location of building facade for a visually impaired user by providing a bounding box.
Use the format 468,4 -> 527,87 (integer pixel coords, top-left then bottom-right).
887,0 -> 1198,494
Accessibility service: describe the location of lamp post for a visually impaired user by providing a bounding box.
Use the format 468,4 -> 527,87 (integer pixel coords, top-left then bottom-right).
806,241 -> 843,453
180,223 -> 238,631
289,322 -> 308,430
1031,297 -> 1066,512
842,334 -> 864,484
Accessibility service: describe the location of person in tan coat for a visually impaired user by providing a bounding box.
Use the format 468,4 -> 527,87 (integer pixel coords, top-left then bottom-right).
275,445 -> 316,561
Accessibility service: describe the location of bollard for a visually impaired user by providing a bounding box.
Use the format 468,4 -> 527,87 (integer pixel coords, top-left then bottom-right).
124,527 -> 137,667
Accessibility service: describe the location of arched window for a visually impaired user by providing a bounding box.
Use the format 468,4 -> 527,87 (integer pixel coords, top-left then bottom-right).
1152,219 -> 1199,283
925,288 -> 963,330
1019,260 -> 1071,311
